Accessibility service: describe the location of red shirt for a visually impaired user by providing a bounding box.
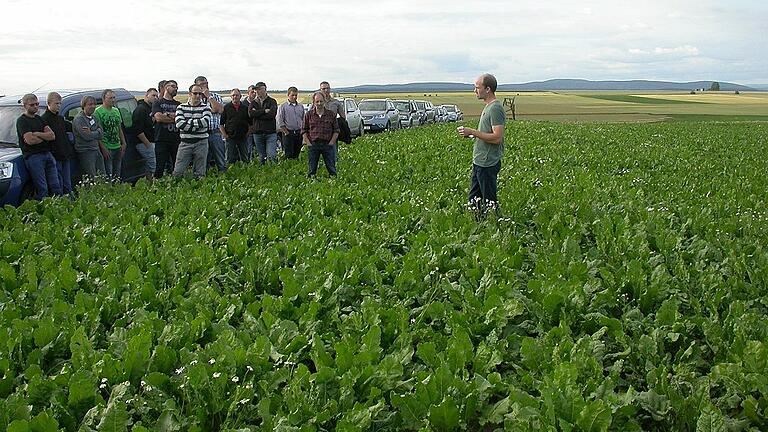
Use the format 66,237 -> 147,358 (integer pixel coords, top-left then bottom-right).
303,108 -> 339,142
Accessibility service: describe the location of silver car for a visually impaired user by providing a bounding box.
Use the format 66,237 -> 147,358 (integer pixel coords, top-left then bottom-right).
394,100 -> 419,128
339,97 -> 364,137
359,99 -> 400,132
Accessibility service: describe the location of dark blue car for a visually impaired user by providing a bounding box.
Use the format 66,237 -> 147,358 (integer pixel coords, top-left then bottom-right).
0,88 -> 138,206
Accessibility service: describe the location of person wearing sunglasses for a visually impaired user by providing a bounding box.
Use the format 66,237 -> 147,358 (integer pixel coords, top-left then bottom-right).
16,93 -> 63,199
172,84 -> 212,178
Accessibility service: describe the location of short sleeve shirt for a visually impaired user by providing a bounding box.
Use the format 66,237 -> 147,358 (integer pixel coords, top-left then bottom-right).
16,114 -> 52,156
472,100 -> 505,167
93,106 -> 123,150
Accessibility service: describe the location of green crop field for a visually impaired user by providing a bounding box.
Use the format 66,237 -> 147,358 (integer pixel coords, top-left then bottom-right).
1,121 -> 767,430
330,91 -> 768,123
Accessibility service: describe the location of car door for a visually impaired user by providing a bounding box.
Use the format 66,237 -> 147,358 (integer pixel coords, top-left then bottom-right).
345,99 -> 361,136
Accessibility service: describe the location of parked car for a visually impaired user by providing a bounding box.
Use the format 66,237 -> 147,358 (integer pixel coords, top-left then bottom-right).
433,105 -> 447,123
359,99 -> 400,132
441,104 -> 462,121
339,97 -> 365,137
394,100 -> 419,129
424,100 -> 437,124
1,88 -> 138,206
412,100 -> 429,125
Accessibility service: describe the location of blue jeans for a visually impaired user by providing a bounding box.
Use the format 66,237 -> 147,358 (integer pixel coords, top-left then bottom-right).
468,161 -> 501,213
104,148 -> 123,179
207,131 -> 227,172
25,152 -> 62,199
307,141 -> 336,177
56,158 -> 73,194
253,132 -> 278,164
135,142 -> 156,176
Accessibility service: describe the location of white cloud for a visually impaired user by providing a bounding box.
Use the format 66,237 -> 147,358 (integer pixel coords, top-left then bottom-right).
1,0 -> 766,95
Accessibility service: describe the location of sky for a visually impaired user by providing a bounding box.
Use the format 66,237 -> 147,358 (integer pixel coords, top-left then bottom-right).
1,0 -> 766,95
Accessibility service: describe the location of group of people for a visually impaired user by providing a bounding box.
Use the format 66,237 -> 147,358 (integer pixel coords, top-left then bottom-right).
15,78 -> 348,199
16,73 -> 505,215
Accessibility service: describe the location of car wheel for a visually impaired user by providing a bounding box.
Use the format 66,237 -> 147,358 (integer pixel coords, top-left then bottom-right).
359,120 -> 364,136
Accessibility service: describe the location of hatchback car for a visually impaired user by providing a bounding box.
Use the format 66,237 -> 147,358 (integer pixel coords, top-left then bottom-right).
393,100 -> 419,129
359,99 -> 400,132
1,88 -> 137,206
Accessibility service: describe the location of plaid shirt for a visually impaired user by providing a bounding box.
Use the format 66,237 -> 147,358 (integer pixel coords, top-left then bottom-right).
205,92 -> 223,131
303,107 -> 339,142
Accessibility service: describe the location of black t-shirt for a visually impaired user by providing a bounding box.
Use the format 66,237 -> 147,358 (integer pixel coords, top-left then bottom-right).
16,114 -> 53,156
131,100 -> 155,143
151,98 -> 181,143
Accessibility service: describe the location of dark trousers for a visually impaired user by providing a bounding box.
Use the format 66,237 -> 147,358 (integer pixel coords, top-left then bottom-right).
468,161 -> 501,205
56,158 -> 73,194
307,140 -> 336,177
25,152 -> 62,200
283,130 -> 302,159
154,140 -> 178,178
226,136 -> 250,164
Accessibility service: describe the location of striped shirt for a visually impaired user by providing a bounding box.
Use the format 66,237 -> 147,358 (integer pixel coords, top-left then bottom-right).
175,103 -> 212,142
206,92 -> 223,131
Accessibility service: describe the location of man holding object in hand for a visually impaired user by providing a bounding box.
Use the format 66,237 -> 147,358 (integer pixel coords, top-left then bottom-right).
457,73 -> 505,217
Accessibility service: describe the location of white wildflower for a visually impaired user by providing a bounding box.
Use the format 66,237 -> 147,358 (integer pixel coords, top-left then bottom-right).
213,372 -> 221,378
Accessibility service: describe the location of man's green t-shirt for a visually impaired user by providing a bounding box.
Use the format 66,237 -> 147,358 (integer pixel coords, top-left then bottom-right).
93,106 -> 123,150
472,100 -> 505,167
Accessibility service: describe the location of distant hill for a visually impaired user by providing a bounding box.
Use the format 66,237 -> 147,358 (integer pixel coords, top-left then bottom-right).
336,79 -> 756,93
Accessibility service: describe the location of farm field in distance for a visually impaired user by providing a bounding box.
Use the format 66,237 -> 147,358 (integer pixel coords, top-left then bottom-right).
1,120 -> 767,430
327,90 -> 768,122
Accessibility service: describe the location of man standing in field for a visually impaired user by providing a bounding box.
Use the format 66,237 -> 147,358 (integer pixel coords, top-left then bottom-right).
152,80 -> 181,178
277,86 -> 304,160
248,82 -> 279,164
320,80 -> 350,150
173,84 -> 211,178
73,96 -> 107,178
303,91 -> 339,178
195,76 -> 226,173
131,88 -> 159,179
457,73 -> 505,217
94,89 -> 127,179
41,92 -> 76,194
244,84 -> 257,161
220,88 -> 251,164
16,93 -> 62,199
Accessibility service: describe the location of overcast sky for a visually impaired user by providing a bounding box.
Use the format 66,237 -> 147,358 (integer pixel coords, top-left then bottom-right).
1,0 -> 766,95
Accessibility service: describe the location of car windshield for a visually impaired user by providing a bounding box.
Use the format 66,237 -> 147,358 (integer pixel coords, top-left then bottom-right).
395,102 -> 410,111
444,106 -> 456,112
0,106 -> 26,146
414,101 -> 426,110
359,101 -> 387,111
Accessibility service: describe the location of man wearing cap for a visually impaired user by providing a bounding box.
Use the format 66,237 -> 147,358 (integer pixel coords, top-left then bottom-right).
248,81 -> 278,164
195,75 -> 226,173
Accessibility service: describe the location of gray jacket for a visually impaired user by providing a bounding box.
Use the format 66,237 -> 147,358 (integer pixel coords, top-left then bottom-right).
73,112 -> 104,152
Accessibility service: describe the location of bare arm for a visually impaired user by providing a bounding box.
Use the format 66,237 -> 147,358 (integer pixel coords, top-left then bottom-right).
460,125 -> 504,144
37,126 -> 55,141
208,95 -> 223,114
22,132 -> 44,145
